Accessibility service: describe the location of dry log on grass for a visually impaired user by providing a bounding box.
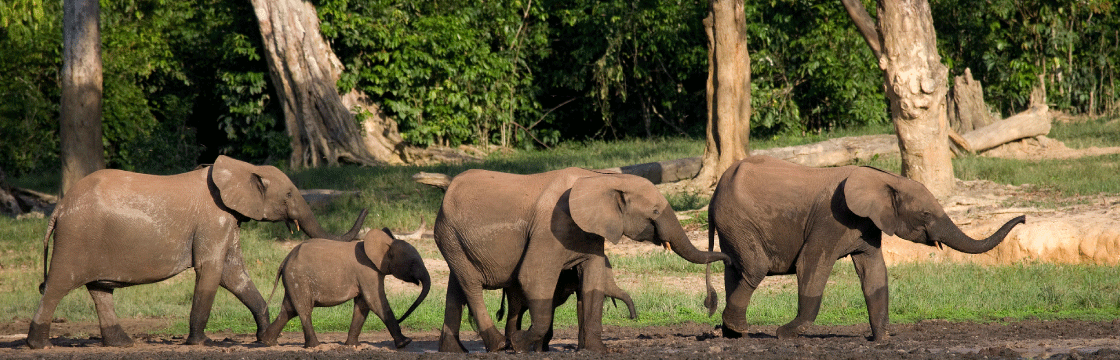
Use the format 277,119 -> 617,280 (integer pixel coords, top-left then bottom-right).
959,106 -> 1052,153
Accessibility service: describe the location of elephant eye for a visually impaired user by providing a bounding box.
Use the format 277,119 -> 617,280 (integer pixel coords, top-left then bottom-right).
652,208 -> 660,215
286,191 -> 292,199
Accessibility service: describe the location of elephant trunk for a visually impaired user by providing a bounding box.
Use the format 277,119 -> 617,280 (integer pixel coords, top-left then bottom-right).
292,198 -> 367,241
395,268 -> 431,324
656,208 -> 731,265
933,215 -> 1026,254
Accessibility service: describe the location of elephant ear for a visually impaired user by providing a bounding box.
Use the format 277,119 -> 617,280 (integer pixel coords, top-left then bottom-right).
362,228 -> 395,272
569,175 -> 625,244
844,167 -> 906,236
210,155 -> 269,220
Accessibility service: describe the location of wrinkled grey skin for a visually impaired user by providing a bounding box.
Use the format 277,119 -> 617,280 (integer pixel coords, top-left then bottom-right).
435,168 -> 730,353
261,228 -> 431,349
28,156 -> 366,349
705,156 -> 1026,341
499,263 -> 638,352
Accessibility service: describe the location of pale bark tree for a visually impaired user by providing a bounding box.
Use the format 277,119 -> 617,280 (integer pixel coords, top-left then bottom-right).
842,0 -> 954,197
59,0 -> 105,196
693,0 -> 752,187
250,0 -> 404,169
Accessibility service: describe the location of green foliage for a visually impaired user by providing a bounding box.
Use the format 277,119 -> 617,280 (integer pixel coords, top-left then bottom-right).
747,0 -> 888,137
317,0 -> 550,148
933,0 -> 1119,116
0,0 -> 60,175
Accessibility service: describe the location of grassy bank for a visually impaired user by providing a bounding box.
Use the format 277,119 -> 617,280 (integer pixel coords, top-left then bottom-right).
1,116 -> 1117,338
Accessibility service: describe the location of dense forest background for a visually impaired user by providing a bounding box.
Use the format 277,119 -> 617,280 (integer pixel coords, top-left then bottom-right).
1,0 -> 1116,176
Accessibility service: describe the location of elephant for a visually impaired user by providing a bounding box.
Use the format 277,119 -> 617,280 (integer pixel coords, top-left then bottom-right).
28,155 -> 366,349
261,227 -> 431,349
704,155 -> 1026,341
434,167 -> 731,352
499,263 -> 637,352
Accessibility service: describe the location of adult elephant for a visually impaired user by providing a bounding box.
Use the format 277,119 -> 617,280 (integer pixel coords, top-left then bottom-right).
27,156 -> 366,349
435,168 -> 731,353
705,155 -> 1025,341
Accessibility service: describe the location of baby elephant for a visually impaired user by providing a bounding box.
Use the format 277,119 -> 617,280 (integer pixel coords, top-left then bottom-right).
262,228 -> 431,348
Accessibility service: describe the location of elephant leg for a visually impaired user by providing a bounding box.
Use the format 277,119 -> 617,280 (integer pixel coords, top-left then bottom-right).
852,249 -> 890,341
219,246 -> 270,342
86,284 -> 134,347
575,260 -> 607,352
502,286 -> 528,347
361,285 -> 411,349
346,299 -> 369,346
185,265 -> 223,345
456,273 -> 505,351
293,297 -> 319,348
511,270 -> 561,353
721,265 -> 763,339
261,295 -> 297,346
438,275 -> 469,352
27,278 -> 77,349
778,256 -> 836,339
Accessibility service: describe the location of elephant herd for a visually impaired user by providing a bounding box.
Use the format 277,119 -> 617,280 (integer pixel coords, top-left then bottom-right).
25,155 -> 1026,353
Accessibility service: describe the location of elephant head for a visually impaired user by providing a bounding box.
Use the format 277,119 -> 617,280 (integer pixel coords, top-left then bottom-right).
363,228 -> 431,323
209,155 -> 365,241
843,167 -> 1026,253
569,174 -> 730,265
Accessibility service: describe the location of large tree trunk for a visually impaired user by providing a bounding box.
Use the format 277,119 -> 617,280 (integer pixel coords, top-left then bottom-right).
845,0 -> 954,197
59,0 -> 105,196
250,0 -> 403,169
693,0 -> 751,187
878,0 -> 954,198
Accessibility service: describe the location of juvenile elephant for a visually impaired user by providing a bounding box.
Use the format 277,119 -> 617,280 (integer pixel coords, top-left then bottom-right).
261,228 -> 431,349
435,168 -> 730,352
28,156 -> 366,349
499,264 -> 637,352
705,155 -> 1026,341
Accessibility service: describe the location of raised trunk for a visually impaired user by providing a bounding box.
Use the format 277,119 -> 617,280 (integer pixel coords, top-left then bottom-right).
656,209 -> 731,265
934,215 -> 1026,254
396,270 -> 431,323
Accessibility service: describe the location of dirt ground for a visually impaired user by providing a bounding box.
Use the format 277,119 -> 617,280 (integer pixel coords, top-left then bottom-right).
2,317 -> 1120,359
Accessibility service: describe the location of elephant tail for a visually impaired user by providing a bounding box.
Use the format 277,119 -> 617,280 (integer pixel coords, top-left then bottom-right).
495,289 -> 508,322
703,209 -> 718,316
39,209 -> 60,295
268,245 -> 298,303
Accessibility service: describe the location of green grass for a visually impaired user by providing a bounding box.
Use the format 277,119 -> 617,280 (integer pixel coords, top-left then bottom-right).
4,117 -> 1119,338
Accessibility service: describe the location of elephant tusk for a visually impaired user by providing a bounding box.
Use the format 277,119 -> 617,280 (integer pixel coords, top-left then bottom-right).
663,242 -> 672,251
295,220 -> 301,233
936,241 -> 944,250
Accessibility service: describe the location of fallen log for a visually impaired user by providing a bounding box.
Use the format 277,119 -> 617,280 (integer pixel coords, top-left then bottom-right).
413,134 -> 902,189
960,106 -> 1052,153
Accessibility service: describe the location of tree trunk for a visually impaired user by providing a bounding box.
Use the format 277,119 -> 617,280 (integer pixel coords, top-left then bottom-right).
947,68 -> 995,133
694,0 -> 751,187
250,0 -> 403,169
876,0 -> 954,198
59,0 -> 105,196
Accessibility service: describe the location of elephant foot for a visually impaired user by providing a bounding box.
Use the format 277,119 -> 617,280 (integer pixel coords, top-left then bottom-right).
261,338 -> 279,347
303,339 -> 321,348
579,340 -> 607,353
719,323 -> 744,339
393,336 -> 412,349
869,328 -> 890,342
776,323 -> 803,339
184,333 -> 211,346
438,334 -> 467,353
509,330 -> 535,353
100,325 -> 135,347
26,321 -> 52,349
481,328 -> 507,352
